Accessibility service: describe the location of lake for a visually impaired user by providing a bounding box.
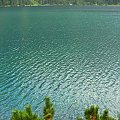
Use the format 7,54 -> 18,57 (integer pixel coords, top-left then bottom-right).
0,6 -> 120,120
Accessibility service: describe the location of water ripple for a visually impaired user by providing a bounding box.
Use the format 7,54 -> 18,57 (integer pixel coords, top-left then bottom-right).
1,7 -> 120,120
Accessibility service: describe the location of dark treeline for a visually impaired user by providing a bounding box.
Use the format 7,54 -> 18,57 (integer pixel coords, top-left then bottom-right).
0,0 -> 120,7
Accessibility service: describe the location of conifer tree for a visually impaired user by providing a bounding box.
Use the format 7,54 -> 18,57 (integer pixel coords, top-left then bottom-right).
10,105 -> 42,120
84,105 -> 99,120
100,110 -> 115,120
43,96 -> 54,120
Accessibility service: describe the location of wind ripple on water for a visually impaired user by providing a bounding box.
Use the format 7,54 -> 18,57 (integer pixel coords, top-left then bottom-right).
1,7 -> 120,120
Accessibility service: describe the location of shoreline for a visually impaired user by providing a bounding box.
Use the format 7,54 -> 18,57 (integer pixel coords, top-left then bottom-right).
1,4 -> 120,8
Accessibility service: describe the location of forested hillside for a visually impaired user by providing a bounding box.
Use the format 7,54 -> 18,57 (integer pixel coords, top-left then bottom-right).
0,0 -> 120,7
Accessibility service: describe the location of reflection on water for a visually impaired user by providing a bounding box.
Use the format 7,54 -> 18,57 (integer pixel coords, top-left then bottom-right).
0,6 -> 120,120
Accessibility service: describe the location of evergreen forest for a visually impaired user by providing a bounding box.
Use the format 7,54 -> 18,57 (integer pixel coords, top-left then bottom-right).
0,0 -> 120,7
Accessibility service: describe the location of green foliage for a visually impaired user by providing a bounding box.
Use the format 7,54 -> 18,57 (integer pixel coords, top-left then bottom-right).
76,116 -> 84,120
118,114 -> 120,120
100,110 -> 115,120
43,96 -> 54,120
84,105 -> 99,120
10,105 -> 42,120
10,97 -> 120,120
77,105 -> 118,120
10,97 -> 55,120
1,0 -> 120,7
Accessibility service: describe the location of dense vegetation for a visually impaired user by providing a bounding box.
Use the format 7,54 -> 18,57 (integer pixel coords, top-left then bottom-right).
10,97 -> 54,120
10,96 -> 120,120
0,0 -> 120,7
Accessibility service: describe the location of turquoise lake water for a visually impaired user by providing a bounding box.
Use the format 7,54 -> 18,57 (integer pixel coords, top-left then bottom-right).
0,6 -> 120,119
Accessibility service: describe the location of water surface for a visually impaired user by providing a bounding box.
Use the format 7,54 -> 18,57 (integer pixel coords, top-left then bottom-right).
0,6 -> 120,120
